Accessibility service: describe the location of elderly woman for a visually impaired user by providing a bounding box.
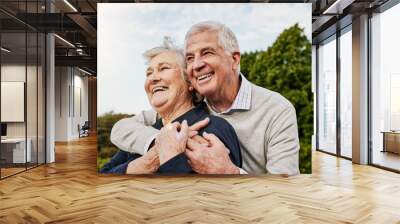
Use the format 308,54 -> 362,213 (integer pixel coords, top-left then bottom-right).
100,38 -> 241,174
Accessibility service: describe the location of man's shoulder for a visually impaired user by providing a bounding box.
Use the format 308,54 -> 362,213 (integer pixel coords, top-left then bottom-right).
250,83 -> 294,112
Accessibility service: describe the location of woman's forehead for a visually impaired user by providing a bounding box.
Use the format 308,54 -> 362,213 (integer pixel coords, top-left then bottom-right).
150,51 -> 181,66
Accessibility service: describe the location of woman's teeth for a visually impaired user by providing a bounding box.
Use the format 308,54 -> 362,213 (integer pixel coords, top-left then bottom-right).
152,86 -> 167,93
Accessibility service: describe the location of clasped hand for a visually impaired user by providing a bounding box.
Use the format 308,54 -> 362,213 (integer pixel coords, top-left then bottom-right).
157,120 -> 190,165
126,117 -> 239,174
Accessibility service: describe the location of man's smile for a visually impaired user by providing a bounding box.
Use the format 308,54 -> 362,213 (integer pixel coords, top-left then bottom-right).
196,72 -> 214,84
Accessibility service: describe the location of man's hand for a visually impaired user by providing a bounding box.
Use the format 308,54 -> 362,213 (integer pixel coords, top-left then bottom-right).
157,120 -> 189,165
126,146 -> 159,174
185,132 -> 239,174
188,117 -> 210,137
190,134 -> 209,146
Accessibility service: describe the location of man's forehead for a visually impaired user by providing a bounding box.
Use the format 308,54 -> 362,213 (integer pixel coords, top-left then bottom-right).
186,31 -> 219,52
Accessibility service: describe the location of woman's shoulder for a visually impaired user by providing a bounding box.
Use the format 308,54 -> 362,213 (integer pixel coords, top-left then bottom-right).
204,115 -> 236,134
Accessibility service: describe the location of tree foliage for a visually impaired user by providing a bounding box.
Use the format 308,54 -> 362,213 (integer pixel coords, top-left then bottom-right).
241,24 -> 312,173
97,112 -> 132,170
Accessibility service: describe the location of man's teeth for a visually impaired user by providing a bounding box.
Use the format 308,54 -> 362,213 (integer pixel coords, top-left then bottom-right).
153,86 -> 167,93
197,73 -> 213,81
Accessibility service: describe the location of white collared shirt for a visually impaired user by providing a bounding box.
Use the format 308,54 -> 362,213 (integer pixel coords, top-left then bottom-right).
207,74 -> 252,115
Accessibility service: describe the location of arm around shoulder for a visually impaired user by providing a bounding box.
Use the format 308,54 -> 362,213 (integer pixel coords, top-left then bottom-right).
110,109 -> 159,155
265,104 -> 300,176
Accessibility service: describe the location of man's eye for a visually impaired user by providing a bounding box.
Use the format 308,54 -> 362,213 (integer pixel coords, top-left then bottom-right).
186,56 -> 194,63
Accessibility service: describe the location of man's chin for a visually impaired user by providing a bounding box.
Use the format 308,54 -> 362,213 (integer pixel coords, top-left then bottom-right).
197,89 -> 215,100
196,82 -> 216,95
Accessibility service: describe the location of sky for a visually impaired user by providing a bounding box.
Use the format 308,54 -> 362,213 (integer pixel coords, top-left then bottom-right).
97,3 -> 311,116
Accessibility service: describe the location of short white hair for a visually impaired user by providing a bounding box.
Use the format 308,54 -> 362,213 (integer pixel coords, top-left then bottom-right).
184,21 -> 240,75
143,36 -> 185,70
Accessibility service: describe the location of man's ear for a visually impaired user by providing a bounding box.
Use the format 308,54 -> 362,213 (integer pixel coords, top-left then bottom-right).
231,52 -> 241,72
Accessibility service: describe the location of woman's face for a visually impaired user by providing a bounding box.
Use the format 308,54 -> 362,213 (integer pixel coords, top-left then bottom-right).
144,51 -> 191,114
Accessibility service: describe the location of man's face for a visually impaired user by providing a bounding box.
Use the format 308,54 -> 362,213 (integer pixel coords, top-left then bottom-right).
185,31 -> 239,98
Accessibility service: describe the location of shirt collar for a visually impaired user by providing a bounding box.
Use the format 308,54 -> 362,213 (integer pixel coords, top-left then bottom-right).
207,73 -> 252,114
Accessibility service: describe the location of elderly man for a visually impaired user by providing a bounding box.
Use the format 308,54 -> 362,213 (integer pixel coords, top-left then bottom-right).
110,21 -> 300,175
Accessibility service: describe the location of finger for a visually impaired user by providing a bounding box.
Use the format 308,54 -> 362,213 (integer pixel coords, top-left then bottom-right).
185,147 -> 195,159
176,120 -> 189,141
202,132 -> 230,153
189,130 -> 198,138
187,138 -> 206,151
180,120 -> 189,136
189,117 -> 210,132
191,135 -> 209,146
202,132 -> 221,146
171,121 -> 180,130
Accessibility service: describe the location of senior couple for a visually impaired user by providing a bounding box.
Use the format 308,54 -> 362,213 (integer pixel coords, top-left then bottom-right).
100,21 -> 300,175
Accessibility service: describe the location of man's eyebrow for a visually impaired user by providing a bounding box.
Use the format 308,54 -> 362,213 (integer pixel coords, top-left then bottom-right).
201,47 -> 215,52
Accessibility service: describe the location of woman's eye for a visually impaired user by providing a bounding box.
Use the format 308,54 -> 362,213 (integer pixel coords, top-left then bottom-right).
160,66 -> 169,71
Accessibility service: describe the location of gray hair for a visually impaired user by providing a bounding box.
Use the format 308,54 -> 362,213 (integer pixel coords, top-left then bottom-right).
143,36 -> 186,72
184,21 -> 240,75
143,36 -> 203,103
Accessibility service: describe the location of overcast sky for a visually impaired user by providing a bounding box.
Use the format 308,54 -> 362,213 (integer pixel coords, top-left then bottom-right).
98,3 -> 311,116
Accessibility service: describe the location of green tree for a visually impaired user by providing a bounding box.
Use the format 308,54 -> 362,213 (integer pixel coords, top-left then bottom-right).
97,112 -> 133,170
241,24 -> 312,173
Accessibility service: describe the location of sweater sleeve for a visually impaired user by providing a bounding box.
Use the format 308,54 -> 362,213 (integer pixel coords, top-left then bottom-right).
157,153 -> 193,174
99,150 -> 141,174
110,109 -> 159,155
265,105 -> 300,176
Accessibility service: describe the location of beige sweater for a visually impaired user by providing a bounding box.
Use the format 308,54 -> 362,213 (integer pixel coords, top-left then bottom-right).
110,83 -> 300,175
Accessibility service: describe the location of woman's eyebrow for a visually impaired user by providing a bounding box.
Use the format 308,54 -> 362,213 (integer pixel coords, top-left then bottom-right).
157,62 -> 171,67
146,67 -> 153,73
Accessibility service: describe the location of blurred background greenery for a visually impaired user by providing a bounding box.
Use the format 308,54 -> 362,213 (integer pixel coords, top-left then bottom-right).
97,23 -> 312,173
97,112 -> 132,171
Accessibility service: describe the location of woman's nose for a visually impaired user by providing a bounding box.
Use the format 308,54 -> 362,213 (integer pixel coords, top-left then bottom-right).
149,72 -> 161,82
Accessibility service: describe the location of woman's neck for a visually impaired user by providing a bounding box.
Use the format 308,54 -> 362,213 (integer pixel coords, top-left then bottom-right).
160,100 -> 194,125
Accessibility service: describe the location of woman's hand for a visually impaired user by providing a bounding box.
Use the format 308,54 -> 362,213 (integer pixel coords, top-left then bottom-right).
126,146 -> 159,174
156,120 -> 189,165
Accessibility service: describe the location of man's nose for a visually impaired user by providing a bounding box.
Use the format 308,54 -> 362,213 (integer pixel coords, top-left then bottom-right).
193,58 -> 205,71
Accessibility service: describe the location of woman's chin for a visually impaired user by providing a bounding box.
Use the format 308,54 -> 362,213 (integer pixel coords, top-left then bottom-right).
151,99 -> 169,111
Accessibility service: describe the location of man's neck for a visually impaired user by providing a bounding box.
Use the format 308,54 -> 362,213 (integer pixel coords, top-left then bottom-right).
207,74 -> 241,113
